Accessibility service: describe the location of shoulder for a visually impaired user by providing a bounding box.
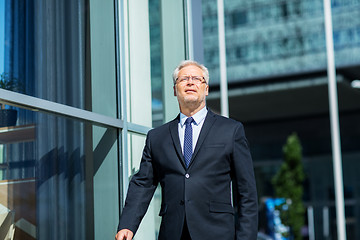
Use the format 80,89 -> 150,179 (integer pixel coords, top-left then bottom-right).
207,110 -> 247,139
147,116 -> 178,137
208,110 -> 244,128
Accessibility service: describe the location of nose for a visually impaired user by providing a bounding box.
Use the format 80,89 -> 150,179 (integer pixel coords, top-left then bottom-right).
186,77 -> 196,84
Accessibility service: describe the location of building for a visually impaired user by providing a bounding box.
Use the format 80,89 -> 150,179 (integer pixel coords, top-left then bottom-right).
202,0 -> 360,239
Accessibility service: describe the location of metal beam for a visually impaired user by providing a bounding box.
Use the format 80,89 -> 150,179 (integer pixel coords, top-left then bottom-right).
0,88 -> 123,129
323,1 -> 347,239
184,0 -> 194,60
217,0 -> 229,117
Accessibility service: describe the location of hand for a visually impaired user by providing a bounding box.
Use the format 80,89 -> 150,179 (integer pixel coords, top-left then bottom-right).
115,229 -> 134,240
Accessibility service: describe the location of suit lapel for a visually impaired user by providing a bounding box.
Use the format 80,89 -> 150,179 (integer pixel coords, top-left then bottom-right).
169,115 -> 187,168
188,110 -> 217,168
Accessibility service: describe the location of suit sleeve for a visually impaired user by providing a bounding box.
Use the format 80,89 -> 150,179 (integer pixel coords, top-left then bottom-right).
232,123 -> 258,240
117,131 -> 158,234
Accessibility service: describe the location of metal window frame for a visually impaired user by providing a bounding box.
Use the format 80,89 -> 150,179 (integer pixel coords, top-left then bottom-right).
0,88 -> 150,134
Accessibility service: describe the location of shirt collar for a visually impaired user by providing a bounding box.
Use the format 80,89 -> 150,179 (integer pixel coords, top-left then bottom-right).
180,107 -> 208,126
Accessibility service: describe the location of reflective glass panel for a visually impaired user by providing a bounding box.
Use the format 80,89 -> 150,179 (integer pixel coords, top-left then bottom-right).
128,132 -> 160,240
0,106 -> 119,240
0,0 -> 117,118
149,0 -> 164,127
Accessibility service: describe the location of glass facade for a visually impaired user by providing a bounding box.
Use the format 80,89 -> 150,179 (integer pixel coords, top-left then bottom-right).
0,0 -> 119,239
0,107 -> 121,239
203,0 -> 360,84
0,0 -> 185,239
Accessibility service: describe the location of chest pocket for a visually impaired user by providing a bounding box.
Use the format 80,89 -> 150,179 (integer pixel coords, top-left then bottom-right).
204,144 -> 225,148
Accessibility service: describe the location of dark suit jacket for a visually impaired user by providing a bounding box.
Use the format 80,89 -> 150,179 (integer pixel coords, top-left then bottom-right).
118,110 -> 258,240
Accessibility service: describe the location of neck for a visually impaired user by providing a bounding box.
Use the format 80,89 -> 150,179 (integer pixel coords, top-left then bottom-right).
179,102 -> 206,117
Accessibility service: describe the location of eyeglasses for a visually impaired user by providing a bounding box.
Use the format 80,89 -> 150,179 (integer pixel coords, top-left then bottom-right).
176,76 -> 206,84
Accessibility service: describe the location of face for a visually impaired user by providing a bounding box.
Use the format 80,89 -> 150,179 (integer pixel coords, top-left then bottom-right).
173,65 -> 209,108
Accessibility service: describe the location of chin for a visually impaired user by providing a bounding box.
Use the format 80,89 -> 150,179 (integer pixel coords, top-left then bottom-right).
183,96 -> 198,103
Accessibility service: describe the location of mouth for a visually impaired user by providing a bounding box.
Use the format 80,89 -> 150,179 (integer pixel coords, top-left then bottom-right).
185,89 -> 197,93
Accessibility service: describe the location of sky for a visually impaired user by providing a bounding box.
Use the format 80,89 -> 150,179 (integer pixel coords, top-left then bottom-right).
0,0 -> 5,74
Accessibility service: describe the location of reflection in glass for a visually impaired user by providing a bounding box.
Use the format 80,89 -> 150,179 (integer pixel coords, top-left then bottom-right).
2,0 -> 87,110
128,131 -> 161,239
149,0 -> 164,127
0,107 -> 119,240
202,0 -> 220,85
36,112 -> 87,239
0,0 -> 4,74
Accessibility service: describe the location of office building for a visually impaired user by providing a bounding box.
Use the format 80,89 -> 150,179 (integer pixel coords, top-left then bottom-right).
202,0 -> 360,239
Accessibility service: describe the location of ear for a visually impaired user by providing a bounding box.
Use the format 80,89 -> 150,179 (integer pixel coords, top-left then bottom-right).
173,85 -> 177,96
205,84 -> 209,96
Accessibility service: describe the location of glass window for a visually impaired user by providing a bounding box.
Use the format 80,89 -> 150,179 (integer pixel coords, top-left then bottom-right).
126,0 -> 152,127
0,0 -> 4,76
2,1 -> 84,107
1,0 -> 117,118
149,0 -> 164,128
89,0 -> 117,118
231,10 -> 247,27
127,132 -> 160,239
0,107 -> 119,240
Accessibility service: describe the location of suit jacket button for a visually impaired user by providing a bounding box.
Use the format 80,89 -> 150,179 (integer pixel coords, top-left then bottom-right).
180,200 -> 184,205
185,173 -> 190,179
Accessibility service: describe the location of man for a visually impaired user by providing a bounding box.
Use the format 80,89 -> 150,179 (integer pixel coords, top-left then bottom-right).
116,60 -> 258,240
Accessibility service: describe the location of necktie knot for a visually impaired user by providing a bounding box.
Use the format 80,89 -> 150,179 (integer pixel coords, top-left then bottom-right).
185,117 -> 194,126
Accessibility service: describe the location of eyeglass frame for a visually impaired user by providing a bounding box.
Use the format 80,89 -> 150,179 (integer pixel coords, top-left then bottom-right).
175,75 -> 207,85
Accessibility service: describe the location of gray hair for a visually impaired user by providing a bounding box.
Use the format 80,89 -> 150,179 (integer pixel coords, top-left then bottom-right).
172,60 -> 209,85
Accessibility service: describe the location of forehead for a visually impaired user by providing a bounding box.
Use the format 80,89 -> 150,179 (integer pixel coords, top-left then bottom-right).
178,65 -> 203,76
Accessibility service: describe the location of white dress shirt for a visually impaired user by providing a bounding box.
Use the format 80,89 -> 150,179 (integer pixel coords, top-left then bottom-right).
178,107 -> 208,154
